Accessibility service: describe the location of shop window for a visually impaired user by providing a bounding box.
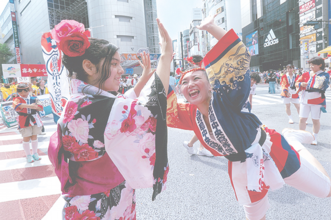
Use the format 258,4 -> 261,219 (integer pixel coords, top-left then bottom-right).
117,35 -> 134,42
115,15 -> 132,22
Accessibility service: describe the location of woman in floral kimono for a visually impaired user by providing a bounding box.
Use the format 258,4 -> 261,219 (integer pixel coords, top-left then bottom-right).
166,15 -> 331,220
48,19 -> 173,219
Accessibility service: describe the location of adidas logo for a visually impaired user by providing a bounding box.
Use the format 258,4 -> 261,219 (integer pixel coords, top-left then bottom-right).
264,29 -> 279,47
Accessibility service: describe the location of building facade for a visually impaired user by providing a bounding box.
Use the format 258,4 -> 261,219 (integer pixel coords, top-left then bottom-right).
203,0 -> 242,49
5,0 -> 159,66
0,1 -> 15,64
242,0 -> 301,72
299,0 -> 330,69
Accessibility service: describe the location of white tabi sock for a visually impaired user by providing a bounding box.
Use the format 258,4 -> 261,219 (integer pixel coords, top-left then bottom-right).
288,115 -> 293,121
313,133 -> 318,141
31,139 -> 39,154
22,141 -> 31,156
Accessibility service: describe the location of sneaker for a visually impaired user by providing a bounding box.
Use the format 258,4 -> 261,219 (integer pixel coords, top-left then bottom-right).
32,153 -> 41,161
288,119 -> 294,124
182,141 -> 198,155
311,140 -> 317,145
198,147 -> 214,157
26,155 -> 34,163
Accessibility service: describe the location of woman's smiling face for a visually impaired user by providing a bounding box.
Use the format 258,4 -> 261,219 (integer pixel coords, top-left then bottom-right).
180,70 -> 211,106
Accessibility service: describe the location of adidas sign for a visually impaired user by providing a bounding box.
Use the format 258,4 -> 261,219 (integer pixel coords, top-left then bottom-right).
264,29 -> 279,47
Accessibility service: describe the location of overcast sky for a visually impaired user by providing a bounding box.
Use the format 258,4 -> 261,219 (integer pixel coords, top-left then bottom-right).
0,1 -> 6,16
156,0 -> 203,40
0,0 -> 203,40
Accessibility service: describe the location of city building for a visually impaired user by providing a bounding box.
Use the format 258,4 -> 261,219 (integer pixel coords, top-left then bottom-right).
189,8 -> 205,57
299,0 -> 330,69
203,0 -> 242,49
0,1 -> 16,64
242,0 -> 301,72
182,29 -> 190,69
3,0 -> 160,70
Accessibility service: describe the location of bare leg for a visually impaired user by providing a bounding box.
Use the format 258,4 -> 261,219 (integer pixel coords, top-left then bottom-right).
299,117 -> 307,130
294,103 -> 300,114
312,119 -> 320,134
285,103 -> 291,116
187,134 -> 199,147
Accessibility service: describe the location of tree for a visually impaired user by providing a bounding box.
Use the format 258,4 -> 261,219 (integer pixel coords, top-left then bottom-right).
0,43 -> 14,83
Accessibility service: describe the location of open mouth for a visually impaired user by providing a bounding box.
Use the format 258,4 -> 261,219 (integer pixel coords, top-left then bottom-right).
189,90 -> 200,98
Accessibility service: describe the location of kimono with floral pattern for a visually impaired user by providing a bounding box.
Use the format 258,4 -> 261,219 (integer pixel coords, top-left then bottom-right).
48,74 -> 168,220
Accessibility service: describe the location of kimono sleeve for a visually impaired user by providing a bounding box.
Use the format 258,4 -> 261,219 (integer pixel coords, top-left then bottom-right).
12,97 -> 24,112
203,29 -> 251,112
166,86 -> 195,130
321,73 -> 330,91
105,73 -> 169,197
280,75 -> 289,97
295,72 -> 309,90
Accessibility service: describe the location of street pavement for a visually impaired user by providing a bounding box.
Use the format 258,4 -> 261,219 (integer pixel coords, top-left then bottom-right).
0,85 -> 330,220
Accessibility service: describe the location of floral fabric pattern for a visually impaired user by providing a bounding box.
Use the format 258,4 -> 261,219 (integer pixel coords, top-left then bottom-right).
63,181 -> 136,220
56,74 -> 168,219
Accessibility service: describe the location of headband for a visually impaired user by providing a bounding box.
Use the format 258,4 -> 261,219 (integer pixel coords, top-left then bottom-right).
179,67 -> 206,84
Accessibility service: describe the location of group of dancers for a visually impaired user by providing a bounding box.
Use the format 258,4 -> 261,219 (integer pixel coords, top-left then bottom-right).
280,61 -> 330,145
11,14 -> 328,220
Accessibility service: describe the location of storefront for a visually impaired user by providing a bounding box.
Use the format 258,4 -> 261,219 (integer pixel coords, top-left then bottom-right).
242,0 -> 300,71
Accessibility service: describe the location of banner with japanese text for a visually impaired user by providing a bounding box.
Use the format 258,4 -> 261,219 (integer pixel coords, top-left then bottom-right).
21,64 -> 47,77
41,32 -> 70,123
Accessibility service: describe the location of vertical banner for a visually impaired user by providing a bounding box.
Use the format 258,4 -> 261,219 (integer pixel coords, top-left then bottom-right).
9,1 -> 21,64
41,32 -> 70,123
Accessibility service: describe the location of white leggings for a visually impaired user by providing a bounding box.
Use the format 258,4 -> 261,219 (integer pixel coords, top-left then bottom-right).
243,136 -> 331,220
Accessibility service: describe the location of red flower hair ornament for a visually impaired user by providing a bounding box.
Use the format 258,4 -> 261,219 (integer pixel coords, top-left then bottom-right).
51,20 -> 90,57
178,56 -> 205,84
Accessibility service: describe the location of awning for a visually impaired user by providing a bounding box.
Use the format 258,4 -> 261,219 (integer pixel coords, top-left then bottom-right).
317,46 -> 331,54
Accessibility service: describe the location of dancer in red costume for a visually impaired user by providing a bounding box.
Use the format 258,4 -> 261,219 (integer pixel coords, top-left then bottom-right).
166,15 -> 331,220
280,64 -> 300,124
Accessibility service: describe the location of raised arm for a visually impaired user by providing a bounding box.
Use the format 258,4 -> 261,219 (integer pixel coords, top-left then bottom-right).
155,19 -> 173,94
133,52 -> 156,97
197,14 -> 226,40
198,15 -> 251,111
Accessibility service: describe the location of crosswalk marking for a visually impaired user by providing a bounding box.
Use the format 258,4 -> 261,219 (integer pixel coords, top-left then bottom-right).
0,155 -> 52,171
0,116 -> 61,219
0,176 -> 61,203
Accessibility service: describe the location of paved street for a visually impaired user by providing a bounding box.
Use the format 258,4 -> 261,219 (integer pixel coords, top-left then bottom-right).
0,85 -> 330,219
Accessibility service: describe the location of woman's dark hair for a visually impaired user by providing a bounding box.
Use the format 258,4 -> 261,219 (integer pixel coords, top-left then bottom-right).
286,64 -> 294,69
62,38 -> 119,90
308,57 -> 325,70
250,72 -> 261,84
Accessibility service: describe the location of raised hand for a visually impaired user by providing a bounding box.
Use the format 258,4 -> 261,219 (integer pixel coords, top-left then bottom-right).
157,18 -> 173,58
197,14 -> 226,41
139,52 -> 156,80
197,14 -> 217,31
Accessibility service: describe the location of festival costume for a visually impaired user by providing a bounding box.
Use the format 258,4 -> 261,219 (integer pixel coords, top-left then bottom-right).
48,75 -> 168,220
296,70 -> 330,120
13,95 -> 43,162
37,86 -> 49,95
166,30 -> 330,218
13,95 -> 43,131
1,87 -> 13,101
280,72 -> 300,104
